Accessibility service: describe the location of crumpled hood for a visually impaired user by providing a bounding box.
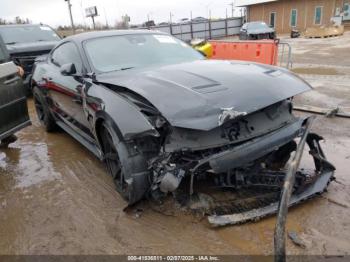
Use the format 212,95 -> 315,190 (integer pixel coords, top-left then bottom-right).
96,60 -> 311,130
6,41 -> 57,54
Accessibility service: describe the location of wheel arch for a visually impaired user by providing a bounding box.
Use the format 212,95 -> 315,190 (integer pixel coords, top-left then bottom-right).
95,111 -> 151,204
94,111 -> 124,153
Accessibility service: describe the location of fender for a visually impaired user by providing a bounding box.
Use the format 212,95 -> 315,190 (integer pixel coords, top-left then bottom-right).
86,82 -> 159,142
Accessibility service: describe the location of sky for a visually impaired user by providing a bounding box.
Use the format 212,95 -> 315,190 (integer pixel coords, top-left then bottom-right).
0,0 -> 243,27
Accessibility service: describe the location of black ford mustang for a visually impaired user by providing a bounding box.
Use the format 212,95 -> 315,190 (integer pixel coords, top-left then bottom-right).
32,30 -> 334,226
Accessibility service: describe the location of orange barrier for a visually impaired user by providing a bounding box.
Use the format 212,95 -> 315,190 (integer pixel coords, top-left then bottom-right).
209,39 -> 279,66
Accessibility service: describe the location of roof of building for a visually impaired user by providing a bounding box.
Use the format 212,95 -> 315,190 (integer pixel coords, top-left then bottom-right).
236,0 -> 278,7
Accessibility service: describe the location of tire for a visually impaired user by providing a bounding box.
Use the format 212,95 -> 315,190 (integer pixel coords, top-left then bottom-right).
0,134 -> 18,148
33,86 -> 57,132
100,121 -> 150,205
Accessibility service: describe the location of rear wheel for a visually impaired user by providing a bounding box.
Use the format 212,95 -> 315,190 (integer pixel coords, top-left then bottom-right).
33,87 -> 57,132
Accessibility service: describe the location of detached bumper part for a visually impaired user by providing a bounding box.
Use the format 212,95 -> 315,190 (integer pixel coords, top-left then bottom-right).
208,169 -> 333,226
207,121 -> 335,227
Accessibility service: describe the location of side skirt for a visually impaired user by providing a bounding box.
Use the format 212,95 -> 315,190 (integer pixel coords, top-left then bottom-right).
55,120 -> 103,161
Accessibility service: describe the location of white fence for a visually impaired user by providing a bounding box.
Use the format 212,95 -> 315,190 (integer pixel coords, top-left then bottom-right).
141,17 -> 243,41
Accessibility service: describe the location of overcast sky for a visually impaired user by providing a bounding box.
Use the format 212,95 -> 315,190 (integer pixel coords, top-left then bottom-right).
0,0 -> 242,27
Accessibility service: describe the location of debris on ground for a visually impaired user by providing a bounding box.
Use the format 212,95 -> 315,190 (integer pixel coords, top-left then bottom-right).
305,25 -> 344,38
291,29 -> 300,38
322,196 -> 349,209
133,208 -> 144,219
288,231 -> 306,249
325,107 -> 340,118
294,105 -> 350,118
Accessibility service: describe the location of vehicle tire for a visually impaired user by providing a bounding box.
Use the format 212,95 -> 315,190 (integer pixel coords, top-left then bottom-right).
100,122 -> 150,205
0,134 -> 18,148
33,86 -> 57,132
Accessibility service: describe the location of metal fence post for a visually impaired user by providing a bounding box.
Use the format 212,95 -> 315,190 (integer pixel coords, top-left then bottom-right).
209,19 -> 212,39
190,21 -> 194,39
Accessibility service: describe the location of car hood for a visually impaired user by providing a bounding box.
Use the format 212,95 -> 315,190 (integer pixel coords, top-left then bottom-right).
6,41 -> 57,54
96,60 -> 311,131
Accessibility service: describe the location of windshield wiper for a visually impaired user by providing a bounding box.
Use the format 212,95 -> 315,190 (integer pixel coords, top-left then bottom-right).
120,67 -> 135,71
105,67 -> 135,74
5,42 -> 17,45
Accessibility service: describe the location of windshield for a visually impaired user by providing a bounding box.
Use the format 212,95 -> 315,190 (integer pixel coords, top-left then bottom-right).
0,25 -> 60,44
84,33 -> 204,73
248,22 -> 270,30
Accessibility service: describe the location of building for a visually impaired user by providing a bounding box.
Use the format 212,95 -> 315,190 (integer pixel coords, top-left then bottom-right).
236,0 -> 350,34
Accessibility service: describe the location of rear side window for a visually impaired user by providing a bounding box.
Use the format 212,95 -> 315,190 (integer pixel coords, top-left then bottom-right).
51,42 -> 82,72
0,36 -> 8,63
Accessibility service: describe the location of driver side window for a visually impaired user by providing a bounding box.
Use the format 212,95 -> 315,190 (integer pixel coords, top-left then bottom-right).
0,48 -> 6,63
0,38 -> 8,64
51,42 -> 83,73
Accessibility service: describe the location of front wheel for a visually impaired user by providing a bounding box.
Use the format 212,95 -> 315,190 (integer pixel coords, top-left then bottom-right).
100,122 -> 150,205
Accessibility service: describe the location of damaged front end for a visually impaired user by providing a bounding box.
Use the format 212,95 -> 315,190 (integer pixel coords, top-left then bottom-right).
148,101 -> 335,226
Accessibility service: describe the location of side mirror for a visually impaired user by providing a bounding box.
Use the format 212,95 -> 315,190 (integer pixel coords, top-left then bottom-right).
60,63 -> 77,76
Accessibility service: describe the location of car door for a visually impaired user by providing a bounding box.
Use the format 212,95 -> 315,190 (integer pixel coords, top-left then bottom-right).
44,41 -> 93,141
0,36 -> 30,140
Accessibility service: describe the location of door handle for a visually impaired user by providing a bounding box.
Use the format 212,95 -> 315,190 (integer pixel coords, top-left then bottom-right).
4,75 -> 20,85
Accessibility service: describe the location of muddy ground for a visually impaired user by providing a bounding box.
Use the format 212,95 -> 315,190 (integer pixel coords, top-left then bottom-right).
0,33 -> 350,256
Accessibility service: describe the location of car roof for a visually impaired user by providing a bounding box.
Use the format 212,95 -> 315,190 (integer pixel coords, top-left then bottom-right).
64,29 -> 167,44
0,24 -> 51,28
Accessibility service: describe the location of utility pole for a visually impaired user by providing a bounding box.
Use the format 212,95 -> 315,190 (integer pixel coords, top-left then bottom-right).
229,1 -> 235,18
65,0 -> 75,34
169,12 -> 173,24
91,16 -> 96,29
